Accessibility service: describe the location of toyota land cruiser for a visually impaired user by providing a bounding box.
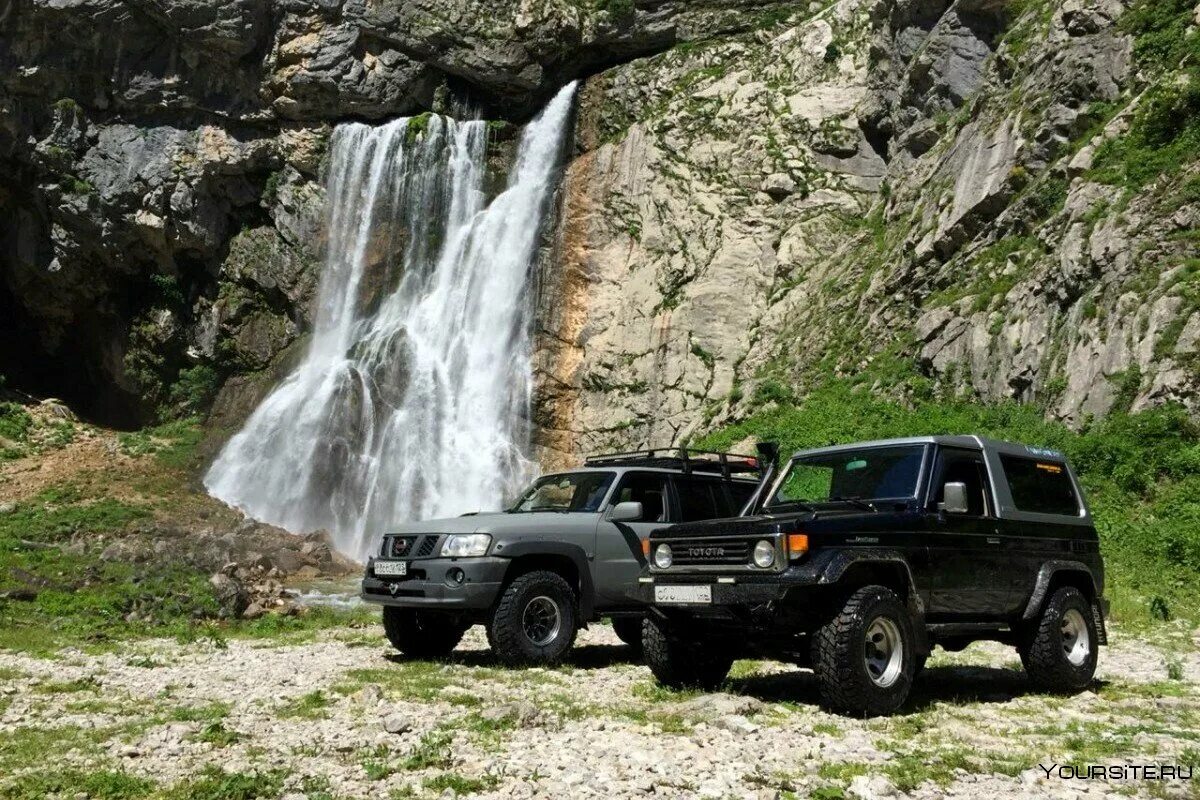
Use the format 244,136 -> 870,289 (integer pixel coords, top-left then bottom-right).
635,437 -> 1107,716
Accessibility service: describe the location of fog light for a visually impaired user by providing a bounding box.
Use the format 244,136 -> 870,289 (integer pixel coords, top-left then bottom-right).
753,540 -> 775,568
446,567 -> 465,586
653,543 -> 673,569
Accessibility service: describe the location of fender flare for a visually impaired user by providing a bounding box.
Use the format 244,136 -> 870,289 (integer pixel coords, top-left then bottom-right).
491,539 -> 596,620
1021,560 -> 1099,621
814,549 -> 930,655
816,549 -> 924,612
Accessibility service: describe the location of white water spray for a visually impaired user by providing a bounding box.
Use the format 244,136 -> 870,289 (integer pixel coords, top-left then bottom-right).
205,84 -> 576,560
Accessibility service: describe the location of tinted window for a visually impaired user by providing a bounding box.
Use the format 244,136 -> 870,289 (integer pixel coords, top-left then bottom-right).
768,445 -> 924,508
511,472 -> 615,513
612,473 -> 670,522
675,479 -> 721,522
930,450 -> 990,516
1001,456 -> 1080,515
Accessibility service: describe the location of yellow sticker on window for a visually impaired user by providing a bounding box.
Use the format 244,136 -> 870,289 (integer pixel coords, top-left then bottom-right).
1036,462 -> 1063,474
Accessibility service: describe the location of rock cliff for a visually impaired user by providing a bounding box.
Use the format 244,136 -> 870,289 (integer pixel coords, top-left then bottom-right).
0,0 -> 1195,460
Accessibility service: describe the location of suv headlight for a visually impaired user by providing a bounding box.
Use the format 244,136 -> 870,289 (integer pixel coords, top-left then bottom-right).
654,543 -> 673,569
753,539 -> 775,568
441,534 -> 492,558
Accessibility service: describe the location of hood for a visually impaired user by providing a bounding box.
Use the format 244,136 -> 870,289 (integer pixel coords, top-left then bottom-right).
382,511 -> 588,536
655,505 -> 888,538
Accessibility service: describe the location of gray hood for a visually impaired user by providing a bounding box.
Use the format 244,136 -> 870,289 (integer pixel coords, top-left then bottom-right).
383,511 -> 592,536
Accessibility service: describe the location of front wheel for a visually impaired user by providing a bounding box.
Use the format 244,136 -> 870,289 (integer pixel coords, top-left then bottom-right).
643,616 -> 733,690
813,585 -> 916,716
488,570 -> 578,666
1018,586 -> 1098,693
382,607 -> 468,658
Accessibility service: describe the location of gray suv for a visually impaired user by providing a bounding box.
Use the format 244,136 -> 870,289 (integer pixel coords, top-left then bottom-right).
361,450 -> 760,665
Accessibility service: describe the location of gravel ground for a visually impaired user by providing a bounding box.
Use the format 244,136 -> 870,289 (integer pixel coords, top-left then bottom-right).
1,621 -> 1198,799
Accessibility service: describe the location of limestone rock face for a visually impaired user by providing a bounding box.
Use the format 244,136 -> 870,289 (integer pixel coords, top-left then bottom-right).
534,0 -> 1197,460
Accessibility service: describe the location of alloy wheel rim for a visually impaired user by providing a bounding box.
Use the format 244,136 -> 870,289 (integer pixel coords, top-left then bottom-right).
1061,608 -> 1091,667
522,596 -> 562,647
864,616 -> 904,688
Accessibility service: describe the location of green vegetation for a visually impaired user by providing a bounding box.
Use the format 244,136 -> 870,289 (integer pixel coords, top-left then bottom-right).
693,375 -> 1200,627
117,416 -> 203,468
159,767 -> 282,800
0,769 -> 155,800
423,773 -> 499,795
1090,0 -> 1200,188
277,690 -> 332,720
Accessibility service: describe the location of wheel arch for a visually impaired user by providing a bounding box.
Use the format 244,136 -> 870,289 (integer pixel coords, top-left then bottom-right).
817,550 -> 928,656
1022,561 -> 1099,621
494,541 -> 596,620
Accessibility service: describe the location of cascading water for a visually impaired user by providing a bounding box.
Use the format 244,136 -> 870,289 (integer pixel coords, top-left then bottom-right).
205,83 -> 576,561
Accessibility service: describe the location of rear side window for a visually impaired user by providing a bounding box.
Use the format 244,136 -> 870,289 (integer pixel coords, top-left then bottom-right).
1000,456 -> 1080,516
674,479 -> 721,522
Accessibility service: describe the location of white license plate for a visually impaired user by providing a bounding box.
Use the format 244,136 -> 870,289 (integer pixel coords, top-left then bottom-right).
374,560 -> 408,577
654,585 -> 711,604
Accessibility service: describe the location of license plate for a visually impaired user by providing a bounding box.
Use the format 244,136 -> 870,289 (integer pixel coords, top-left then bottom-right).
654,585 -> 711,604
374,560 -> 408,577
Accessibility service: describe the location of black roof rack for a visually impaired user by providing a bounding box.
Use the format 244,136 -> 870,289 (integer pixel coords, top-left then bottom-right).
583,447 -> 761,479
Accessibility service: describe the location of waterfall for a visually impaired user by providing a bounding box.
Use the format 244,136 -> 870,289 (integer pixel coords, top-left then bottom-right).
205,83 -> 576,560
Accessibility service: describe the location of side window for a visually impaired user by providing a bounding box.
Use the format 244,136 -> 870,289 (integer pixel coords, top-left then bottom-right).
929,450 -> 990,517
1000,456 -> 1080,515
612,473 -> 670,522
674,478 -> 721,522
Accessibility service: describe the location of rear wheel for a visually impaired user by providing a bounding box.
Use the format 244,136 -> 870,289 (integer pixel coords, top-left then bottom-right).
1019,586 -> 1098,692
611,617 -> 643,651
382,607 -> 468,658
643,616 -> 732,690
488,570 -> 578,666
813,585 -> 916,716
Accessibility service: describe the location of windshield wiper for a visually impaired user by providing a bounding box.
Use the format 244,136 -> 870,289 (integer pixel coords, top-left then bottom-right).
830,495 -> 878,512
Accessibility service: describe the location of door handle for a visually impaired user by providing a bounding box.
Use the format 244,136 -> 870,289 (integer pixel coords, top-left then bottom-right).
986,537 -> 1001,545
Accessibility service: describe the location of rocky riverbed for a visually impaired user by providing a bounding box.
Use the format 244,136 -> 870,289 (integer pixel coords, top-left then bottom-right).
1,621 -> 1197,799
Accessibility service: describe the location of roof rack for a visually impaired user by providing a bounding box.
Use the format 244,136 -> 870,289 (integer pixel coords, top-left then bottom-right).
583,447 -> 761,479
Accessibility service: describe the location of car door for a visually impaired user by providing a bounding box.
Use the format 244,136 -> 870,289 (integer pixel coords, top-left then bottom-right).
924,446 -> 1009,618
592,471 -> 673,609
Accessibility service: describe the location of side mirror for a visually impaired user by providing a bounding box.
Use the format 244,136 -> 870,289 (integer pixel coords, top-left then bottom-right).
610,501 -> 644,522
939,482 -> 969,515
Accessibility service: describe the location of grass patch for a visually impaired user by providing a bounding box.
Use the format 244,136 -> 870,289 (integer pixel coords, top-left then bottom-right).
422,773 -> 499,795
277,690 -> 331,720
159,766 -> 283,800
402,731 -> 455,771
0,769 -> 155,800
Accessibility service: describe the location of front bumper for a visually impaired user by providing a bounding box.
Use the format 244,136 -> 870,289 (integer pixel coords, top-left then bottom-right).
360,556 -> 509,609
632,576 -> 792,607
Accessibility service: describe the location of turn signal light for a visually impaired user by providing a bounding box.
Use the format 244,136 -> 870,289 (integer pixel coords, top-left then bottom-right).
641,538 -> 651,556
787,533 -> 808,557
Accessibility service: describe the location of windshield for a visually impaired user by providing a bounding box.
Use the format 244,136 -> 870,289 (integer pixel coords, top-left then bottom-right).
766,445 -> 925,508
509,472 -> 616,513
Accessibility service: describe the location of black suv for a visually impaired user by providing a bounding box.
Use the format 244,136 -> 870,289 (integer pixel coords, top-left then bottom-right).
635,436 -> 1107,715
361,449 -> 760,665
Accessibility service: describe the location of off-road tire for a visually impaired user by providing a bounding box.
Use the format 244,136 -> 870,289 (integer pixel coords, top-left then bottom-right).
382,607 -> 467,658
813,585 -> 916,716
643,616 -> 733,690
611,617 -> 643,651
1019,586 -> 1098,692
488,570 -> 578,666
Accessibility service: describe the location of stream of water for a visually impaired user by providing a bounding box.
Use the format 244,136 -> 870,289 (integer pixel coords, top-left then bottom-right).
205,84 -> 576,560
